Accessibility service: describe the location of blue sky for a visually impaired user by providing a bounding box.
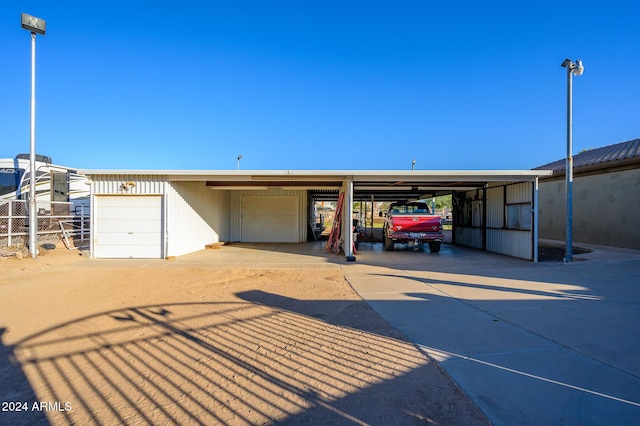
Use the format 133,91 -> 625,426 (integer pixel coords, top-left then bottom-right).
1,1 -> 638,170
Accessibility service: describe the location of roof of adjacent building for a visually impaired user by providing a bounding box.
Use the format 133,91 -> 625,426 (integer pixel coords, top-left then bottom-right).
534,138 -> 640,173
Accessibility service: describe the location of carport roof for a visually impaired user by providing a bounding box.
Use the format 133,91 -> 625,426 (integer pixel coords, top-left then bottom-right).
82,169 -> 550,182
82,169 -> 551,201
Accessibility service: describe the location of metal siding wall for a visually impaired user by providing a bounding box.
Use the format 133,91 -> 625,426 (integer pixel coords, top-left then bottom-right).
229,188 -> 307,242
453,190 -> 482,249
486,181 -> 534,260
298,191 -> 308,240
454,226 -> 483,249
230,191 -> 241,241
450,183 -> 536,260
486,186 -> 504,228
506,182 -> 532,204
487,229 -> 532,260
167,182 -> 230,257
92,175 -> 166,195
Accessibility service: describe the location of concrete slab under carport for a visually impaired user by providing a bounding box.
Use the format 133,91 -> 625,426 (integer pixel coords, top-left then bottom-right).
343,242 -> 640,425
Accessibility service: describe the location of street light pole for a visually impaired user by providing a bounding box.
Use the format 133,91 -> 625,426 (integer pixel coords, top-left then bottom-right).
21,13 -> 46,259
561,58 -> 584,263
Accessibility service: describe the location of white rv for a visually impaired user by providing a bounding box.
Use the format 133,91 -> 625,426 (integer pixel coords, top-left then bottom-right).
0,154 -> 89,212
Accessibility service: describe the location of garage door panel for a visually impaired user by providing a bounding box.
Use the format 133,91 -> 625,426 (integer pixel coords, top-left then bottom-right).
242,219 -> 296,229
242,212 -> 296,221
243,223 -> 294,234
97,245 -> 162,259
99,206 -> 159,217
98,219 -> 162,233
241,196 -> 299,242
99,196 -> 160,207
242,232 -> 292,243
98,232 -> 162,245
96,195 -> 163,259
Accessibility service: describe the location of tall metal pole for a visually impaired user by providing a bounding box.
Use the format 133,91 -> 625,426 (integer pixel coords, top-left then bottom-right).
29,32 -> 38,258
21,13 -> 46,258
561,58 -> 583,262
565,64 -> 573,262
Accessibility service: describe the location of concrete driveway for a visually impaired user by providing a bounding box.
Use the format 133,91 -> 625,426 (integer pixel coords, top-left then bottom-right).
342,242 -> 640,425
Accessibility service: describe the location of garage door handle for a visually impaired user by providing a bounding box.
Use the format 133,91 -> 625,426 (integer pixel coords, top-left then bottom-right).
128,232 -> 134,234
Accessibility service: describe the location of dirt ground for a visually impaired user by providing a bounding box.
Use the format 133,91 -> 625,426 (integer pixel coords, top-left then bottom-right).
0,245 -> 488,425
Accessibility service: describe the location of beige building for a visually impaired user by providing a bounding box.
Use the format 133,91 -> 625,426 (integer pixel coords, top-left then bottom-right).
535,138 -> 640,249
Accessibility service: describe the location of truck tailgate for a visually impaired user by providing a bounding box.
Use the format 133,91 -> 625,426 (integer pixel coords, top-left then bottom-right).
390,215 -> 441,232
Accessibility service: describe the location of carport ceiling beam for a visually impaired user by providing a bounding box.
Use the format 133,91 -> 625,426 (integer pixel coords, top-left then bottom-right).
355,186 -> 481,191
250,176 -> 342,181
206,181 -> 342,188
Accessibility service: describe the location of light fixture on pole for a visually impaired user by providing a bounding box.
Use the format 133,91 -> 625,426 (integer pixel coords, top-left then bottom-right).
237,155 -> 243,170
411,159 -> 416,170
560,58 -> 584,263
21,12 -> 46,259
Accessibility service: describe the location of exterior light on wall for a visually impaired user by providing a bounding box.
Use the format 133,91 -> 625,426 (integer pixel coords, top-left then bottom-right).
120,181 -> 136,191
561,58 -> 584,263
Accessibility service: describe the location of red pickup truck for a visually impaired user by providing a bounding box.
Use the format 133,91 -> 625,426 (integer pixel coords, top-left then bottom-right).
381,201 -> 443,252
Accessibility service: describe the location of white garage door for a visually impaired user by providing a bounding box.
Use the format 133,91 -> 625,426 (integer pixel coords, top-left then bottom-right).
241,196 -> 299,242
95,195 -> 163,258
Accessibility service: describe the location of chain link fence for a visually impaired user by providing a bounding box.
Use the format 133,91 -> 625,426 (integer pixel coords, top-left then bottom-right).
0,200 -> 89,250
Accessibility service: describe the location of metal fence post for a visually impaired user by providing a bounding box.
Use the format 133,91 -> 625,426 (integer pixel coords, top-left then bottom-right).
7,201 -> 12,247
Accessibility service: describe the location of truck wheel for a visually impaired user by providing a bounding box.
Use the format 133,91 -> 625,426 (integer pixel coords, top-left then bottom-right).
429,241 -> 441,253
384,235 -> 394,251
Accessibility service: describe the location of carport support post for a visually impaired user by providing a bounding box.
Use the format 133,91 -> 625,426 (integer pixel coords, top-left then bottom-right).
344,179 -> 355,261
370,194 -> 374,230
